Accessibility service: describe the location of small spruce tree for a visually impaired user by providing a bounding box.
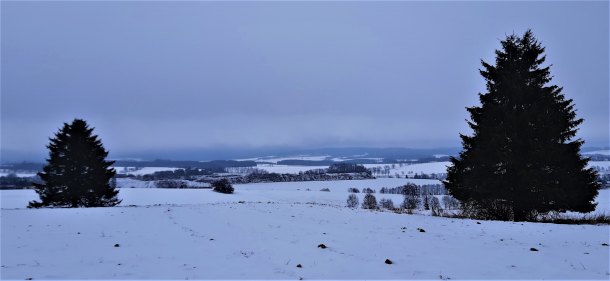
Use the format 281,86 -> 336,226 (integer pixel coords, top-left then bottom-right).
444,30 -> 600,221
29,119 -> 120,208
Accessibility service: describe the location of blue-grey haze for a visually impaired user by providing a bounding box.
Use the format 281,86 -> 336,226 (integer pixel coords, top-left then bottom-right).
1,1 -> 608,161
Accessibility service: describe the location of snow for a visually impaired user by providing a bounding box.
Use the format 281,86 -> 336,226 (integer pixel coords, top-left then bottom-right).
365,161 -> 451,175
114,167 -> 180,176
1,181 -> 609,279
253,164 -> 329,174
115,178 -> 157,188
588,161 -> 610,170
0,172 -> 37,177
583,150 -> 610,156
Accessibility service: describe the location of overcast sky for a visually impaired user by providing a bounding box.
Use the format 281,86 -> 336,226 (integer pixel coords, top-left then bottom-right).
1,1 -> 608,160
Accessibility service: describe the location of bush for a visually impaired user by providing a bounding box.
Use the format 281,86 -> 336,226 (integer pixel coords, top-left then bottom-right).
212,179 -> 234,194
402,196 -> 419,211
320,188 -> 330,192
379,198 -> 395,210
348,187 -> 360,193
362,193 -> 377,209
362,187 -> 376,194
346,194 -> 359,208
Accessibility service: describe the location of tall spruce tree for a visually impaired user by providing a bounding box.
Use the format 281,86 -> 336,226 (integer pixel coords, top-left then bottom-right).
444,30 -> 599,221
29,119 -> 121,208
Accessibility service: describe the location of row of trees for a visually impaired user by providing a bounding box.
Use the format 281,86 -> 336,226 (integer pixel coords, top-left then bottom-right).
346,192 -> 459,216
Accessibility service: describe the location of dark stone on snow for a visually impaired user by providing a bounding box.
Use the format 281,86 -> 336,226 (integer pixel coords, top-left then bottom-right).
296,264 -> 302,268
317,244 -> 327,249
385,259 -> 393,264
602,243 -> 608,246
114,244 -> 120,247
530,248 -> 538,251
417,228 -> 426,233
476,222 -> 481,224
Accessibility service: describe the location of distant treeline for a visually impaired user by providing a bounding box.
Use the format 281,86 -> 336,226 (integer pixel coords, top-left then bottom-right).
273,157 -> 451,166
379,184 -> 447,195
0,174 -> 41,189
233,169 -> 374,184
117,168 -> 219,180
113,159 -> 257,169
0,162 -> 44,171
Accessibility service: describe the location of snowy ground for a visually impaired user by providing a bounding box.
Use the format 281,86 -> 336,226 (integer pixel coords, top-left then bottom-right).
1,181 -> 609,279
584,150 -> 610,156
0,172 -> 37,177
114,166 -> 180,176
365,161 -> 450,176
253,164 -> 329,174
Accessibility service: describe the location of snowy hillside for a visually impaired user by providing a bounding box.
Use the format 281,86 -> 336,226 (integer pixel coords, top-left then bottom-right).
583,150 -> 610,156
114,166 -> 180,176
251,164 -> 329,174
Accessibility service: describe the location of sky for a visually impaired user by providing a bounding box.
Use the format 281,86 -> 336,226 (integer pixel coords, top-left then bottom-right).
1,1 -> 608,161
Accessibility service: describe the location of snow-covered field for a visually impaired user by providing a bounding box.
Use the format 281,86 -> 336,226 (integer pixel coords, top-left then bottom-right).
253,164 -> 329,174
114,178 -> 209,189
1,180 -> 609,279
588,161 -> 610,171
0,172 -> 37,177
365,161 -> 451,176
114,166 -> 180,176
584,150 -> 610,156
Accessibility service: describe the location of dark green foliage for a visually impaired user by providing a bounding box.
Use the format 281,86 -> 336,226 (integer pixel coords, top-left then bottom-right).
29,119 -> 120,208
444,30 -> 600,221
212,178 -> 234,194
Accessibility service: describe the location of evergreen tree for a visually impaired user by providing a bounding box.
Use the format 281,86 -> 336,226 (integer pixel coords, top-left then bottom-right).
444,30 -> 599,221
29,119 -> 120,208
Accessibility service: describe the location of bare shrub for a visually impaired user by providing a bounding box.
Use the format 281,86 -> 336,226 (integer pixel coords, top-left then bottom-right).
346,194 -> 359,208
362,193 -> 378,209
